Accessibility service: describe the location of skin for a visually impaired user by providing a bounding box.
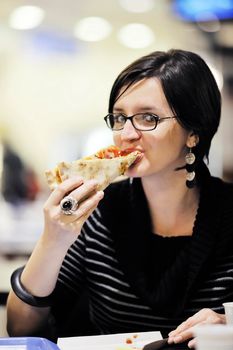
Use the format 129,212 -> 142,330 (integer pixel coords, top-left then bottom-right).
113,78 -> 189,180
7,77 -> 226,343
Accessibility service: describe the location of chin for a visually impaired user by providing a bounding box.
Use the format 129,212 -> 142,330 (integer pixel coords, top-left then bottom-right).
126,165 -> 143,178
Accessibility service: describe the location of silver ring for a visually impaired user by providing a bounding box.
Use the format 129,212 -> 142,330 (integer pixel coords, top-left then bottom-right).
60,196 -> 78,215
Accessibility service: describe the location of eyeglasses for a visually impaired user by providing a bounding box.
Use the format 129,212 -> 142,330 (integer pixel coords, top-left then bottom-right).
104,113 -> 177,131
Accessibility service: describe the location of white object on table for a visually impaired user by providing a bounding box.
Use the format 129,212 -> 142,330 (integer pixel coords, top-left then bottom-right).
223,302 -> 233,325
57,331 -> 162,350
194,324 -> 233,350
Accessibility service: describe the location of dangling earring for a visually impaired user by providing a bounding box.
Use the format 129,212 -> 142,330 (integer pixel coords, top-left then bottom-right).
185,147 -> 196,188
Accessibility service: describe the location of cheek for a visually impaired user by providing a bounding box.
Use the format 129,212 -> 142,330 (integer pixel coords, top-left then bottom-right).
113,132 -> 121,146
147,127 -> 187,158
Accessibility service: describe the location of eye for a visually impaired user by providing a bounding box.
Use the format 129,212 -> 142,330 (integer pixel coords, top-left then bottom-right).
142,113 -> 156,123
114,114 -> 126,123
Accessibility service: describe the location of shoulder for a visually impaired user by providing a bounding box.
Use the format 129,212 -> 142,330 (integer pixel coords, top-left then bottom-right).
198,174 -> 233,230
207,176 -> 233,217
209,176 -> 233,235
210,175 -> 233,201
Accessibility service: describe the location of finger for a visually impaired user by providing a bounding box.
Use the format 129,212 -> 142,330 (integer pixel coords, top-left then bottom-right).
168,319 -> 201,343
168,309 -> 225,344
176,312 -> 226,343
188,338 -> 196,348
172,319 -> 213,344
69,179 -> 100,204
62,195 -> 104,232
46,176 -> 84,206
169,318 -> 193,337
61,190 -> 104,224
74,190 -> 104,219
74,200 -> 102,226
172,328 -> 194,343
169,310 -> 208,337
46,178 -> 99,211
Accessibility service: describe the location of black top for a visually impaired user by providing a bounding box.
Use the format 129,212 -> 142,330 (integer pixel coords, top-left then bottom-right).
50,163 -> 233,339
146,234 -> 191,285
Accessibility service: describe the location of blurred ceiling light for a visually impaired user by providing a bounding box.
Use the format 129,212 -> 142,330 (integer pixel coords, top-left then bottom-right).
197,20 -> 221,33
117,23 -> 154,48
119,0 -> 154,13
9,5 -> 45,30
74,17 -> 112,42
196,12 -> 221,32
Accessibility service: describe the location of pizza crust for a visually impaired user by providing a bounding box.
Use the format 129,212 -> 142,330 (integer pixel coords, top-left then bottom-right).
45,150 -> 140,191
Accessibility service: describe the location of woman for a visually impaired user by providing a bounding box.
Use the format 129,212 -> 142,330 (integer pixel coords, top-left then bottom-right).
7,49 -> 232,348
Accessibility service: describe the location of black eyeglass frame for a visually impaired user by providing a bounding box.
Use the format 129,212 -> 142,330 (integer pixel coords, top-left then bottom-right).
104,113 -> 177,131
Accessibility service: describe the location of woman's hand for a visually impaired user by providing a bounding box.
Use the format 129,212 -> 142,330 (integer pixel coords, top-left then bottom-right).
43,176 -> 104,246
168,308 -> 226,348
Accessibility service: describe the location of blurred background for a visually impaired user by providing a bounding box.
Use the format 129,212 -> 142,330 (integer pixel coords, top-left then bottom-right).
0,0 -> 233,336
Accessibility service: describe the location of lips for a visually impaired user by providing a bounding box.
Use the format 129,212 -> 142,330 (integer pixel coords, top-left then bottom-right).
133,152 -> 143,165
126,150 -> 143,168
122,147 -> 143,154
119,147 -> 143,168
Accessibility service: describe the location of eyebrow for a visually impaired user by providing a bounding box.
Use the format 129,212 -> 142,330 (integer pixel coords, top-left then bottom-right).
113,106 -> 158,113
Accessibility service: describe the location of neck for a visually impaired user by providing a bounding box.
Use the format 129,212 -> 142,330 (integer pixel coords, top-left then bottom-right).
141,170 -> 200,237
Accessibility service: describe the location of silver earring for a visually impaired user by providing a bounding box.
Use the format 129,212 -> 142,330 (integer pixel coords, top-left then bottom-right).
185,148 -> 195,165
185,148 -> 196,188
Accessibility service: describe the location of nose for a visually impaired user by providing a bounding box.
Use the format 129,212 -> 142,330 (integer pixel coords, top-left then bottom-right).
120,119 -> 140,141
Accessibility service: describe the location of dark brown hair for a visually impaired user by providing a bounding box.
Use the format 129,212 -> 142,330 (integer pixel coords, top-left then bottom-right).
108,49 -> 221,163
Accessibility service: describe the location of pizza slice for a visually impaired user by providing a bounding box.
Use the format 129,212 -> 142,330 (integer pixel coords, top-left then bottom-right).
45,145 -> 141,191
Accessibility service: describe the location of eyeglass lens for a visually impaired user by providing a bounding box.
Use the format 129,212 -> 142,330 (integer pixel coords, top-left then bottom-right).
106,113 -> 157,131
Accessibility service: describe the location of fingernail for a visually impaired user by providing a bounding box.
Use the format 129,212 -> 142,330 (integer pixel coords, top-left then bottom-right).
167,338 -> 174,344
188,340 -> 195,348
174,335 -> 182,343
97,191 -> 104,198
